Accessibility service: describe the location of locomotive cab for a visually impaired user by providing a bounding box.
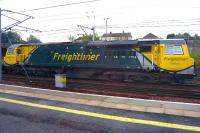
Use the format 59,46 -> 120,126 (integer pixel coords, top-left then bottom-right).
3,44 -> 38,65
138,39 -> 195,75
4,45 -> 20,65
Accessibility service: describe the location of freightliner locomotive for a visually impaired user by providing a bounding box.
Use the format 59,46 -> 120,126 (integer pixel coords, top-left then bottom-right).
3,39 -> 195,82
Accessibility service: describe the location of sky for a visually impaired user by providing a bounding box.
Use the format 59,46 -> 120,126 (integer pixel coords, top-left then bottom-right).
1,0 -> 200,42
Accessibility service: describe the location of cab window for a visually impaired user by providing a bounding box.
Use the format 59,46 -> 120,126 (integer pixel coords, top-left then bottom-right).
7,48 -> 15,55
165,45 -> 183,55
139,46 -> 151,52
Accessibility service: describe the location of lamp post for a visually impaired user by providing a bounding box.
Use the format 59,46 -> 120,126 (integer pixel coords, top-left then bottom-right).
0,8 -> 2,82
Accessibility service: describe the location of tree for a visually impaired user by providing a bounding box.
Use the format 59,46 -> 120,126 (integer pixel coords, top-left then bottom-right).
27,35 -> 41,43
190,34 -> 200,44
1,31 -> 26,44
81,34 -> 100,44
167,33 -> 175,39
166,32 -> 191,39
194,34 -> 200,40
166,33 -> 200,45
182,32 -> 191,38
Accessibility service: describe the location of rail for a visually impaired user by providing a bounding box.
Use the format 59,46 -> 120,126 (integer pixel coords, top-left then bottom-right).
1,74 -> 200,104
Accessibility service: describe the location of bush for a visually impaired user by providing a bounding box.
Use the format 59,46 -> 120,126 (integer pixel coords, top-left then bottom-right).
190,48 -> 200,68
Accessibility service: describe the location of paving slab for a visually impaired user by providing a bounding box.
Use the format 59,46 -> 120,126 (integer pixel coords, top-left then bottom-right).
183,110 -> 200,117
126,98 -> 163,107
104,97 -> 129,104
146,107 -> 164,114
115,103 -> 131,110
129,105 -> 147,112
164,109 -> 184,116
87,100 -> 102,106
163,102 -> 200,112
99,102 -> 117,108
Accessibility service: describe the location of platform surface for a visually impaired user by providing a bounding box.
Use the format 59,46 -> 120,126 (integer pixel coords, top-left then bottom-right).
0,84 -> 200,118
0,92 -> 200,133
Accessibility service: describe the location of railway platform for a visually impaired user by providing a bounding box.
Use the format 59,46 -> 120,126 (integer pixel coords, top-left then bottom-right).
0,84 -> 200,133
0,84 -> 199,117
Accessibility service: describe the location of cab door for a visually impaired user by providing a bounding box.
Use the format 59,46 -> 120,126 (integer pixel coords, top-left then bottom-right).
17,49 -> 25,63
138,45 -> 153,70
152,44 -> 161,67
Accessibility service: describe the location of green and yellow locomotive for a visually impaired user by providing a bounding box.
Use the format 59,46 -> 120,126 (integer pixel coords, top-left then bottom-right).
3,39 -> 195,82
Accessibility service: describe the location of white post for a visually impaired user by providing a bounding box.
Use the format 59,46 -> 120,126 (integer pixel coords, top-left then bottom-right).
151,54 -> 154,70
0,8 -> 2,82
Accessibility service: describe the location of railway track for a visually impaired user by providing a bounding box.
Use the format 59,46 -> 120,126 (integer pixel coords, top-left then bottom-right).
1,74 -> 200,103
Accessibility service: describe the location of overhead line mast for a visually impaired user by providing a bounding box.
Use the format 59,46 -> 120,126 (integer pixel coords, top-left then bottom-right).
0,8 -> 2,81
77,25 -> 95,41
0,9 -> 36,82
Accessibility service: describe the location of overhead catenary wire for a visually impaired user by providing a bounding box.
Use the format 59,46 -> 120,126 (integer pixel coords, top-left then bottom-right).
16,25 -> 42,32
3,1 -> 200,34
2,2 -> 200,26
3,17 -> 33,31
34,29 -> 81,36
1,9 -> 35,32
11,0 -> 101,13
24,23 -> 200,36
2,2 -> 200,42
21,12 -> 200,28
1,9 -> 44,34
42,28 -> 80,33
1,0 -> 102,35
10,29 -> 28,32
3,9 -> 34,18
1,14 -> 21,22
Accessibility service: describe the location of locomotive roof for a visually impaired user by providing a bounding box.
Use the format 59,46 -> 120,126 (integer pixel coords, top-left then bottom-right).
137,39 -> 186,45
8,39 -> 186,49
8,44 -> 26,49
89,39 -> 186,46
88,40 -> 138,46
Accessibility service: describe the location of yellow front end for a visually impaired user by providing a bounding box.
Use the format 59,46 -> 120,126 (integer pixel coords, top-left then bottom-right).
3,48 -> 18,65
160,44 -> 194,72
3,45 -> 38,66
142,43 -> 194,72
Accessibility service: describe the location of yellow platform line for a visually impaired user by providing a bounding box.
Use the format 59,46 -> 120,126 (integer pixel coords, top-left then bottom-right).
0,97 -> 200,132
